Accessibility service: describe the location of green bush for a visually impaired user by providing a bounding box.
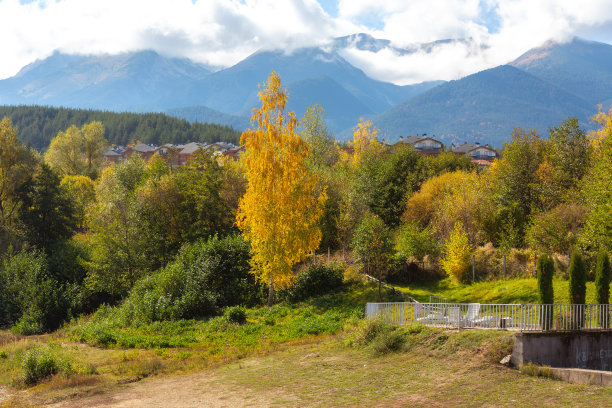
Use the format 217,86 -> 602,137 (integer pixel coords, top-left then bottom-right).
102,234 -> 263,326
0,250 -> 67,334
283,264 -> 344,302
568,251 -> 587,305
595,251 -> 610,305
224,306 -> 247,324
21,348 -> 59,385
394,222 -> 440,263
370,329 -> 406,354
353,319 -> 406,355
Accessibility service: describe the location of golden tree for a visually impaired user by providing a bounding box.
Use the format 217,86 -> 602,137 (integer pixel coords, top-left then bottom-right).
347,118 -> 384,167
236,71 -> 327,306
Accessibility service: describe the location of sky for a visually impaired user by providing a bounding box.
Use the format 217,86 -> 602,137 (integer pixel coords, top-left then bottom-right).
1,0 -> 612,84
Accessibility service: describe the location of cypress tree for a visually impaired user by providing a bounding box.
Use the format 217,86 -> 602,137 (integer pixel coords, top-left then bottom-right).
568,251 -> 587,329
595,251 -> 610,328
568,251 -> 587,305
537,254 -> 554,330
537,254 -> 555,304
595,251 -> 610,305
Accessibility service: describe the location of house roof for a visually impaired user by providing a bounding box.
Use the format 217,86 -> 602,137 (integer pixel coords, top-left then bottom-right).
132,143 -> 157,153
179,142 -> 205,155
398,135 -> 443,146
453,143 -> 497,154
102,145 -> 126,156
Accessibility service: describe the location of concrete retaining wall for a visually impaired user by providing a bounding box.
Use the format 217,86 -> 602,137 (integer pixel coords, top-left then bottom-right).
512,331 -> 612,371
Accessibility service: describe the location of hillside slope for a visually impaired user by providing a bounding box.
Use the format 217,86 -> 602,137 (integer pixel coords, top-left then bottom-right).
372,65 -> 595,146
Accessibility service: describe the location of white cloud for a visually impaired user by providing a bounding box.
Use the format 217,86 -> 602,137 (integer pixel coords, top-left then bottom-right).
334,0 -> 612,84
0,0 -> 355,78
0,0 -> 612,83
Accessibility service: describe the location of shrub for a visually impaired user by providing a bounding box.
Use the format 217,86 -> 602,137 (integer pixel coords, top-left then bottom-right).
595,251 -> 610,305
473,243 -> 499,280
283,264 -> 344,302
526,204 -> 586,254
0,250 -> 67,334
441,222 -> 472,283
568,251 -> 587,305
224,306 -> 247,324
394,222 -> 440,263
107,235 -> 263,326
21,348 -> 58,385
353,319 -> 405,354
370,329 -> 406,354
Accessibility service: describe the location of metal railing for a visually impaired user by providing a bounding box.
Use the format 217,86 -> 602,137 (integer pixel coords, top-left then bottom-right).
365,302 -> 612,332
429,295 -> 448,304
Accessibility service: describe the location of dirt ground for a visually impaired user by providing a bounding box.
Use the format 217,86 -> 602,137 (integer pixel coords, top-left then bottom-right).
4,338 -> 611,408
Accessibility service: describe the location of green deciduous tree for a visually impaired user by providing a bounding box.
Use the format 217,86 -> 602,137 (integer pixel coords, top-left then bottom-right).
491,128 -> 544,245
580,137 -> 612,253
352,213 -> 393,300
526,204 -> 586,255
60,175 -> 96,229
300,104 -> 339,170
44,122 -> 107,178
0,117 -> 36,252
395,222 -> 440,263
543,117 -> 590,205
355,144 -> 420,227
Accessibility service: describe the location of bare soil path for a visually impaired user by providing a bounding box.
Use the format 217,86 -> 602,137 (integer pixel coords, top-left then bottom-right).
40,339 -> 612,408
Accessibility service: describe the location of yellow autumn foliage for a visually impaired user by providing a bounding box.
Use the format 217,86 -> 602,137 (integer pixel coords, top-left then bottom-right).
236,71 -> 327,291
440,221 -> 472,283
342,118 -> 385,168
590,105 -> 612,152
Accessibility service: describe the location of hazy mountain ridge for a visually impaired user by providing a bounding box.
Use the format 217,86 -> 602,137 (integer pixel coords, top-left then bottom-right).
0,35 -> 611,146
510,37 -> 612,106
372,65 -> 596,146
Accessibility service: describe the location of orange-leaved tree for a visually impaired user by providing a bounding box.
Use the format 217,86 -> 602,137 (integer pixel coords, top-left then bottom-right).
236,71 -> 327,306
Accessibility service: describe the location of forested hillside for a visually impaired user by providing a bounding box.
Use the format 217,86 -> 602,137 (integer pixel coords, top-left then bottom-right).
0,105 -> 241,150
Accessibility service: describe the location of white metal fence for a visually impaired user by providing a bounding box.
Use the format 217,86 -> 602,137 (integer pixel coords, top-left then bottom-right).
365,302 -> 612,331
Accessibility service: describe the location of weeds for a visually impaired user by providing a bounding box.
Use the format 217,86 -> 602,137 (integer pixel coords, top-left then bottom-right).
21,348 -> 60,386
353,319 -> 406,355
520,362 -> 556,379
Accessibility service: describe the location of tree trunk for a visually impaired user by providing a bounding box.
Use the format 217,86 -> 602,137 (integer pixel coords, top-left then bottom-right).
267,278 -> 275,307
378,268 -> 382,301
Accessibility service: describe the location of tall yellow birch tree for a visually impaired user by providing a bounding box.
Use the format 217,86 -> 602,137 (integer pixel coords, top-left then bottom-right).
236,71 -> 327,306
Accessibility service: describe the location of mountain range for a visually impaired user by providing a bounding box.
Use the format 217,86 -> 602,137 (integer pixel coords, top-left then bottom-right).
0,35 -> 610,146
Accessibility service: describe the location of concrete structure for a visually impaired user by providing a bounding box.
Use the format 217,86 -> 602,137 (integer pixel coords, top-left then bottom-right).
549,367 -> 612,386
512,331 -> 612,371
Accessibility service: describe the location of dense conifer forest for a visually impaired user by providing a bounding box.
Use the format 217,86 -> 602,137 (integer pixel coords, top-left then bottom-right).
0,105 -> 241,150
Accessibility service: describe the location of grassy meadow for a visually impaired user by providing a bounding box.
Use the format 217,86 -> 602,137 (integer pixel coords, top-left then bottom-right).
0,277 -> 610,406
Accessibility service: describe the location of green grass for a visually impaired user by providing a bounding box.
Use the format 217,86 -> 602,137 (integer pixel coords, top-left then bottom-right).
67,282 -> 391,352
394,277 -> 599,304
